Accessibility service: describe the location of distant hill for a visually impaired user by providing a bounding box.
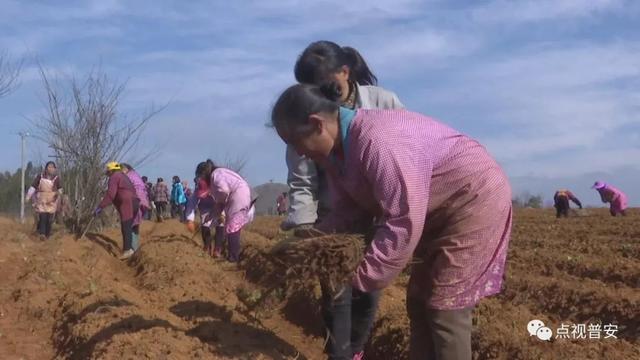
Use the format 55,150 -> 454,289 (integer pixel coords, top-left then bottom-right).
251,182 -> 289,215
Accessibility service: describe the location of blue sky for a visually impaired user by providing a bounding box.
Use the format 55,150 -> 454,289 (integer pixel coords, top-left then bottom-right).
1,0 -> 639,206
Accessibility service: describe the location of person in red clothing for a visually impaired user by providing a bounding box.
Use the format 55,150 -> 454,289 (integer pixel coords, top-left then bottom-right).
553,189 -> 582,218
276,192 -> 288,216
95,162 -> 140,260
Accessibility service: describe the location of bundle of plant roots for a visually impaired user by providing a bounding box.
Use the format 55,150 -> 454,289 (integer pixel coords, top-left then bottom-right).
241,234 -> 366,311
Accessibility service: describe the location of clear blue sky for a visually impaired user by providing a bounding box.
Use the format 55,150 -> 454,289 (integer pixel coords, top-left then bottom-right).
1,0 -> 639,206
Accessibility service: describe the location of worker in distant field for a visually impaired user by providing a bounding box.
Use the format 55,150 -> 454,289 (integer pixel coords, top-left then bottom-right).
153,177 -> 170,222
194,159 -> 255,263
95,162 -> 140,260
171,176 -> 188,222
276,192 -> 288,216
553,189 -> 582,218
271,83 -> 512,360
121,163 -> 149,250
26,161 -> 63,240
592,181 -> 628,216
144,180 -> 154,220
141,176 -> 153,220
185,176 -> 226,258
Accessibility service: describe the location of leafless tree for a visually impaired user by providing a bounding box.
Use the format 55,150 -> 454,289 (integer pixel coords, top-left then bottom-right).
0,50 -> 22,98
221,152 -> 249,176
33,66 -> 164,235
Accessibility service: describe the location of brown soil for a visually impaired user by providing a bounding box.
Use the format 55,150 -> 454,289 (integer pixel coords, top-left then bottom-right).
0,208 -> 638,359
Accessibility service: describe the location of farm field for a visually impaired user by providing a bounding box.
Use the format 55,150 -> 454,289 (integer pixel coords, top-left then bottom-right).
0,208 -> 638,359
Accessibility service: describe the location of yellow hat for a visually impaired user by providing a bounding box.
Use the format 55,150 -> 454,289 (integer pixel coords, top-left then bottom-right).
106,161 -> 121,171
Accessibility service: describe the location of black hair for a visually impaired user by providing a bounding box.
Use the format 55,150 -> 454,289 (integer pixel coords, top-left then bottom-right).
172,176 -> 181,183
44,161 -> 57,169
157,177 -> 163,183
141,176 -> 148,182
195,159 -> 219,184
271,83 -> 340,139
294,41 -> 378,86
120,163 -> 133,171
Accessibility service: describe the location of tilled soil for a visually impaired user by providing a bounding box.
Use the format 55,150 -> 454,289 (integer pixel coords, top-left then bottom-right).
0,209 -> 638,359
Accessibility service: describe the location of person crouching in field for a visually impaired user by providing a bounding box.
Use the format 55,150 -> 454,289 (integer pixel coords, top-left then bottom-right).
95,162 -> 140,260
195,160 -> 255,263
592,181 -> 628,216
121,163 -> 150,251
185,177 -> 226,257
553,189 -> 582,218
271,84 -> 512,360
26,161 -> 63,240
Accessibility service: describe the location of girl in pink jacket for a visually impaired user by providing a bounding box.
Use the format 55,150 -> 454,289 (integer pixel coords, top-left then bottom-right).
592,181 -> 628,216
195,159 -> 255,262
271,84 -> 512,359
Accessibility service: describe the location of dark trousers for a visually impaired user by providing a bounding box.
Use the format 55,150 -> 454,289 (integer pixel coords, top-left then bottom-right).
120,200 -> 139,251
170,202 -> 186,221
179,204 -> 186,222
37,212 -> 54,238
155,201 -> 167,221
407,297 -> 473,360
120,218 -> 133,251
322,285 -> 381,359
226,230 -> 241,262
555,196 -> 570,218
201,225 -> 213,249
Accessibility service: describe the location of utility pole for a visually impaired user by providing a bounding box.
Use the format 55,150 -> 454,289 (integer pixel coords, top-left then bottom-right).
19,132 -> 29,223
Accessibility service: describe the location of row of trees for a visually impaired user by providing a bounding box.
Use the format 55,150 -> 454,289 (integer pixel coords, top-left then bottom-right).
512,192 -> 544,209
0,162 -> 41,214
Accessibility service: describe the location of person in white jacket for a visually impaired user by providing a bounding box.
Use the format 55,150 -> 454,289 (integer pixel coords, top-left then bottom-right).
282,40 -> 404,360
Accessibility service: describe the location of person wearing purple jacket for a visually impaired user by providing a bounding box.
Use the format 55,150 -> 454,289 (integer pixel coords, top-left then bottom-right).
592,181 -> 628,216
271,84 -> 512,360
121,163 -> 150,250
95,162 -> 140,260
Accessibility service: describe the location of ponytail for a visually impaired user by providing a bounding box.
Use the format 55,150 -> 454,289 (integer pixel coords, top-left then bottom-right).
341,46 -> 377,85
294,41 -> 378,86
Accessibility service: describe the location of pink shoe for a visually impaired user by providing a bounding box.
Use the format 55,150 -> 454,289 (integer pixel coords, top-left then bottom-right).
353,351 -> 364,360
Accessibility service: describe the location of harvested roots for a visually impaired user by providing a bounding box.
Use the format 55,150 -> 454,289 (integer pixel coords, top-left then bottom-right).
272,234 -> 365,295
243,234 -> 365,310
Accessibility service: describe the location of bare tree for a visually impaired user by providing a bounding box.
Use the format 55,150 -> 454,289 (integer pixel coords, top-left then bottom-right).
0,50 -> 22,98
33,66 -> 163,235
221,152 -> 249,176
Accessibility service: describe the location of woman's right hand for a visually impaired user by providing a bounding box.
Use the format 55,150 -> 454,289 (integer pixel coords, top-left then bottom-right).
186,221 -> 196,233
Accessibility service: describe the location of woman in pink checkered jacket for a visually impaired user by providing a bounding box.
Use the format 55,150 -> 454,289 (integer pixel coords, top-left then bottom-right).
271,84 -> 512,360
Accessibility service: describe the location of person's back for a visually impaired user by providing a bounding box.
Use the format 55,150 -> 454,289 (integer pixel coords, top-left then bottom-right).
154,181 -> 169,203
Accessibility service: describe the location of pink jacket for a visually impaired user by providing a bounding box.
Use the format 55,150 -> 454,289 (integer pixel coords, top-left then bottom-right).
208,168 -> 254,233
317,108 -> 512,309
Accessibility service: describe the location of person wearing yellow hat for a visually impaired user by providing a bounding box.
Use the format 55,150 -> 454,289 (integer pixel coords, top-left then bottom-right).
95,161 -> 141,260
